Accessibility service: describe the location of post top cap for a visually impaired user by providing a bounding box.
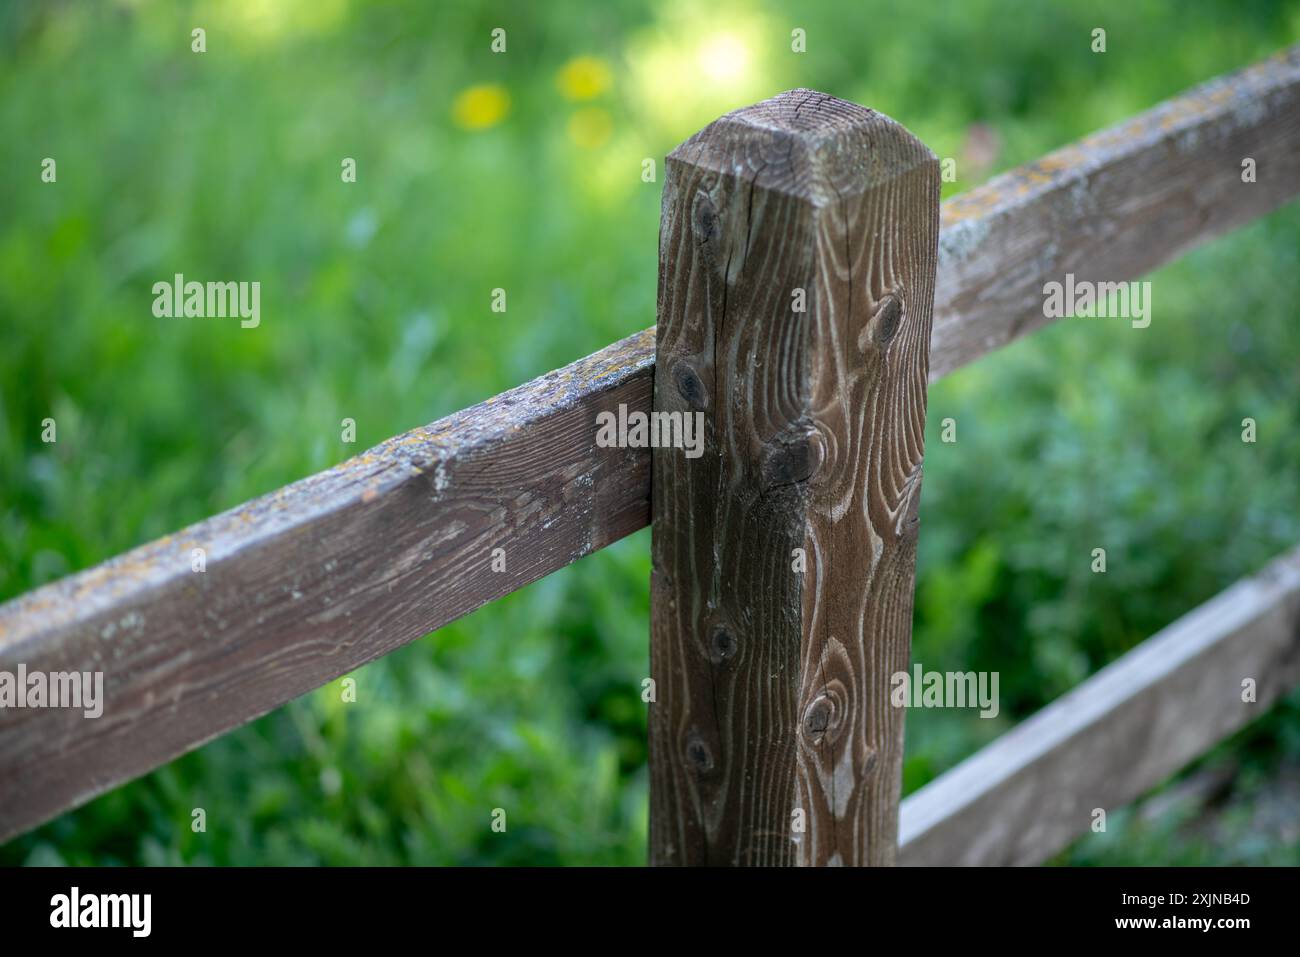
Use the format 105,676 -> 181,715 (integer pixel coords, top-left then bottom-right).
668,89 -> 935,205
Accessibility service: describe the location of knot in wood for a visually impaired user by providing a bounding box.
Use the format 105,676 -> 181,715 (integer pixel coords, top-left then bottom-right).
709,625 -> 738,664
875,294 -> 904,345
801,682 -> 847,747
671,360 -> 709,410
858,292 -> 905,353
760,426 -> 822,491
685,731 -> 714,773
805,699 -> 832,736
690,190 -> 719,245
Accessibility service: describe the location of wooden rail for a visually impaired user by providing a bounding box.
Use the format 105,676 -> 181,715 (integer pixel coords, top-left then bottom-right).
0,331 -> 654,841
931,43 -> 1300,380
899,545 -> 1300,866
2,45 -> 1299,851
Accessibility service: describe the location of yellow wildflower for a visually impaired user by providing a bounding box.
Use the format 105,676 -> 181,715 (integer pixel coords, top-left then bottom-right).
556,56 -> 613,101
452,85 -> 510,130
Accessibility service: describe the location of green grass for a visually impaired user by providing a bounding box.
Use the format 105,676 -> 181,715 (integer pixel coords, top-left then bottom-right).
2,0 -> 1298,865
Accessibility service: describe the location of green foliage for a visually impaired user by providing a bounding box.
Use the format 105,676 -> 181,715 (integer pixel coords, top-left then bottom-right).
1,0 -> 1297,865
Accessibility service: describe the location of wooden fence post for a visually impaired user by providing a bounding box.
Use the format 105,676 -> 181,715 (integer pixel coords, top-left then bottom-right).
648,90 -> 939,866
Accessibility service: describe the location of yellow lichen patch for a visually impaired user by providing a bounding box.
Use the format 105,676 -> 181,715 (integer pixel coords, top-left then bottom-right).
1034,152 -> 1073,173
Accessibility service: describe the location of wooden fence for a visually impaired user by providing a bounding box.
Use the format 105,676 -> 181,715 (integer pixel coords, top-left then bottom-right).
2,45 -> 1299,863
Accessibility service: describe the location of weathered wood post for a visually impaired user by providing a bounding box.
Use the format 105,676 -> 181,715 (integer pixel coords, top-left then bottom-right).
649,90 -> 940,866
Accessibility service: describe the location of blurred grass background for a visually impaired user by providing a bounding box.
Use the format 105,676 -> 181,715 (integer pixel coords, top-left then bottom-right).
1,0 -> 1298,865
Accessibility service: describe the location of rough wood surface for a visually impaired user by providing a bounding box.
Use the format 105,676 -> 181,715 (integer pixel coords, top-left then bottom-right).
931,42 -> 1300,380
898,546 -> 1300,866
648,90 -> 939,866
3,46 -> 1298,845
0,329 -> 654,842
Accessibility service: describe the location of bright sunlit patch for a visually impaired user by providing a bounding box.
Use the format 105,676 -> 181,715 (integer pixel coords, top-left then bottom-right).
557,56 -> 613,101
697,32 -> 751,85
200,0 -> 349,42
626,3 -> 773,138
452,85 -> 510,131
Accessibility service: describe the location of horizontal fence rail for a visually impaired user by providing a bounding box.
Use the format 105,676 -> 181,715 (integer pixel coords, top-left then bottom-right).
0,331 -> 654,841
1,45 -> 1298,844
898,546 -> 1300,866
930,43 -> 1300,380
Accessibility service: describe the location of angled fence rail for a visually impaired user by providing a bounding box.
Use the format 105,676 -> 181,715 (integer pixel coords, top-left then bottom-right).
899,547 -> 1300,866
2,45 -> 1299,858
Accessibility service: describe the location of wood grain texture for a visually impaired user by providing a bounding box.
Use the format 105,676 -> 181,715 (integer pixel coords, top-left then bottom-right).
3,46 -> 1299,846
0,329 -> 654,842
648,90 -> 939,866
931,42 -> 1300,380
898,546 -> 1300,866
